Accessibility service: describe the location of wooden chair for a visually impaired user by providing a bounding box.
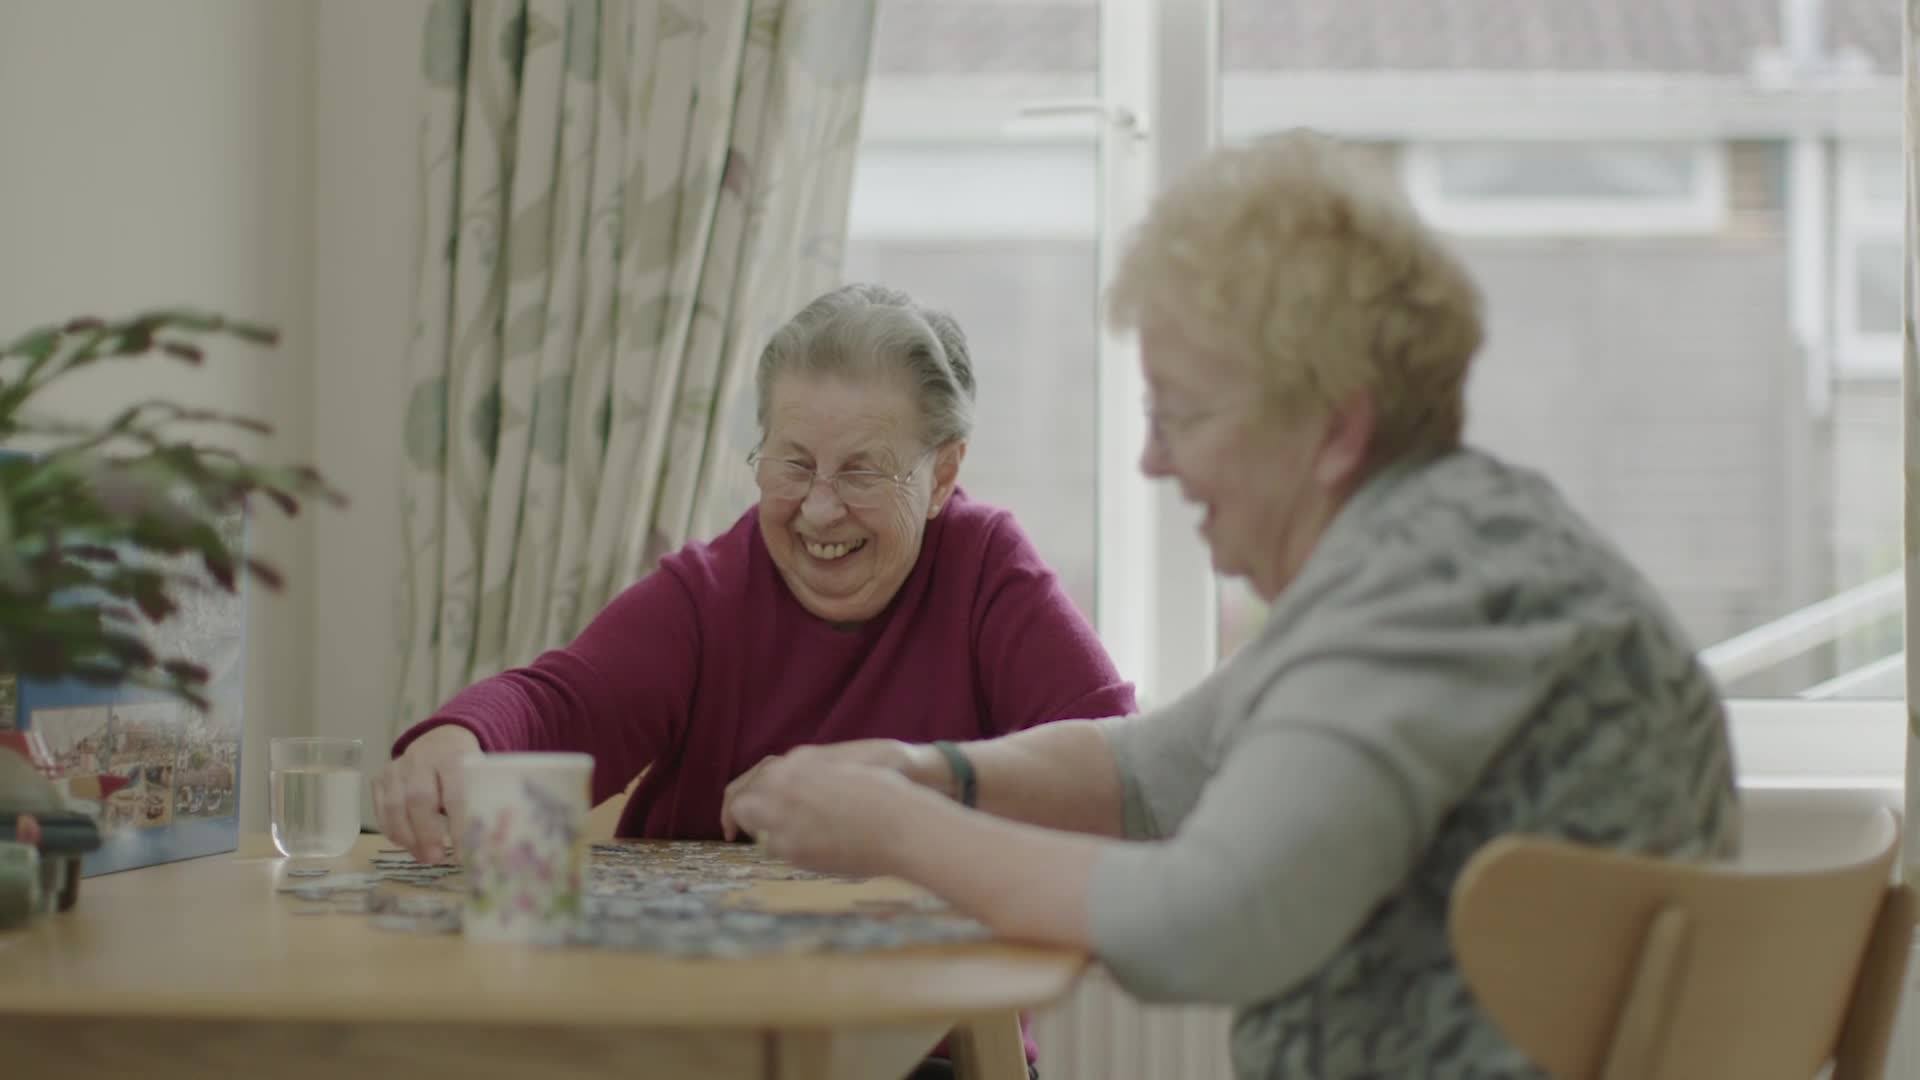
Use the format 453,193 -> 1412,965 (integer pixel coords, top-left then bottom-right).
1449,804 -> 1915,1080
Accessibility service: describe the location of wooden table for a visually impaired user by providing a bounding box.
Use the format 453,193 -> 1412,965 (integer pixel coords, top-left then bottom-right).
0,835 -> 1084,1080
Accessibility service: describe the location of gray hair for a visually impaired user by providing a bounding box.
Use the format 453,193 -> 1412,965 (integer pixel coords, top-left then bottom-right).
754,283 -> 976,447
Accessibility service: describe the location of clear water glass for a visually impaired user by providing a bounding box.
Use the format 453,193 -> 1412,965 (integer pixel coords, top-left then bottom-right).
270,737 -> 364,859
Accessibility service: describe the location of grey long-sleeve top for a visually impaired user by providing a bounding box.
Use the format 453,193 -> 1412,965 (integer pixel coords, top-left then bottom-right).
1090,448 -> 1738,1078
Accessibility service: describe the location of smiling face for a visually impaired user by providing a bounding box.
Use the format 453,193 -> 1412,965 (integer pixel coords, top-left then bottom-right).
756,371 -> 963,624
1137,319 -> 1374,602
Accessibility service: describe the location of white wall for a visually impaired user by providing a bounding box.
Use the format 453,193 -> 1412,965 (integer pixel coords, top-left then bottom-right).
0,0 -> 318,834
0,0 -> 431,829
311,2 -> 425,793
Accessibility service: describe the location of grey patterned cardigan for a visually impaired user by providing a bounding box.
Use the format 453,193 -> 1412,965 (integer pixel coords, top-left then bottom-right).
1089,447 -> 1740,1079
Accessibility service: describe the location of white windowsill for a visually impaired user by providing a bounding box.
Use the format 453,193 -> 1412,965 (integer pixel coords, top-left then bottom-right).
1728,698 -> 1906,799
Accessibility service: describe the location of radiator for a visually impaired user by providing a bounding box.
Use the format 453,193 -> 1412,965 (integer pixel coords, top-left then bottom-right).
1034,955 -> 1920,1080
1033,967 -> 1234,1080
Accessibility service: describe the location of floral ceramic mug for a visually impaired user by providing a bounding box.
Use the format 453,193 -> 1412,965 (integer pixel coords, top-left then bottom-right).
460,752 -> 594,945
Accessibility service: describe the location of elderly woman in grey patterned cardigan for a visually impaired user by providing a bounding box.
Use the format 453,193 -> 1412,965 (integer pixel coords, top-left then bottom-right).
723,129 -> 1741,1078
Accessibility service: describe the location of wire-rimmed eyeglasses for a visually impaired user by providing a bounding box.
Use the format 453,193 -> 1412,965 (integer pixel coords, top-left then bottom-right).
747,448 -> 934,509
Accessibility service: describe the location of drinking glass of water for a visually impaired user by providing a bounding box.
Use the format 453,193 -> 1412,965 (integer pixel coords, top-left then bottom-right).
270,737 -> 365,859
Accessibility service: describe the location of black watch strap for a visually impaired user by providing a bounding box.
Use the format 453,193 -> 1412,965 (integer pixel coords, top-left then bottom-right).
930,740 -> 978,809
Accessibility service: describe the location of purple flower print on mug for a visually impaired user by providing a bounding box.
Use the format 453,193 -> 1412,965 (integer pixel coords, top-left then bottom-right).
460,753 -> 594,945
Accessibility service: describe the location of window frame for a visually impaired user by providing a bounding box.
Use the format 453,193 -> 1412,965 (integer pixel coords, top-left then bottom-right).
1835,141 -> 1904,379
1093,0 -> 1220,707
1401,139 -> 1730,237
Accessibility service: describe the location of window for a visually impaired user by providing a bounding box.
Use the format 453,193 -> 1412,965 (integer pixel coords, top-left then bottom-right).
854,0 -> 1908,786
1852,239 -> 1902,335
848,0 -> 1193,700
1404,141 -> 1728,236
846,0 -> 1101,622
1210,0 -> 1903,738
849,145 -> 1095,239
1837,144 -> 1903,376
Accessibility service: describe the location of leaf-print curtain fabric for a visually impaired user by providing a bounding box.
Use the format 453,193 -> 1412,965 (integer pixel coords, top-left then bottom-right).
395,0 -> 876,731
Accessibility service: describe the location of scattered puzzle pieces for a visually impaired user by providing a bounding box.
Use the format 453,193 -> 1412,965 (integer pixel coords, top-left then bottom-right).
279,842 -> 987,955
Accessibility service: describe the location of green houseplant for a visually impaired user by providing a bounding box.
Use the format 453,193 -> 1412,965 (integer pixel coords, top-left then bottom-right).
0,309 -> 343,711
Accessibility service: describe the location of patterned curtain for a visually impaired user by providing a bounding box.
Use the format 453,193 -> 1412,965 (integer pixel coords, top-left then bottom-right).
394,0 -> 876,731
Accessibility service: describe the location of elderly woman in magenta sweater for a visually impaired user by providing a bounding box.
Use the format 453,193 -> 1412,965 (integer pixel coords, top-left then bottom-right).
374,281 -> 1134,856
376,281 -> 1128,1077
723,131 -> 1739,1078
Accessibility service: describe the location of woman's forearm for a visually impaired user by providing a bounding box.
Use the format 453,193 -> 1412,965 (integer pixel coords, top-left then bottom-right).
885,790 -> 1101,949
904,719 -> 1128,838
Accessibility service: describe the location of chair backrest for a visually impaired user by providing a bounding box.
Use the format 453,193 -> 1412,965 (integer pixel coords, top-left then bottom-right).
1449,805 -> 1915,1080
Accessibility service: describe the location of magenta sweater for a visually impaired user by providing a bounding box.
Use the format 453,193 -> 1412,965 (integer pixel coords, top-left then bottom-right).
394,492 -> 1127,1065
394,490 -> 1136,839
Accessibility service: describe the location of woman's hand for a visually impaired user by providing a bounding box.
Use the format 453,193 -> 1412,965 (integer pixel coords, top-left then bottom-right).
370,724 -> 481,864
720,738 -> 948,841
722,746 -> 937,878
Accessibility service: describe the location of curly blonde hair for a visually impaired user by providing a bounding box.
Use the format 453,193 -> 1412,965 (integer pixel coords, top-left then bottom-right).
1108,129 -> 1484,466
